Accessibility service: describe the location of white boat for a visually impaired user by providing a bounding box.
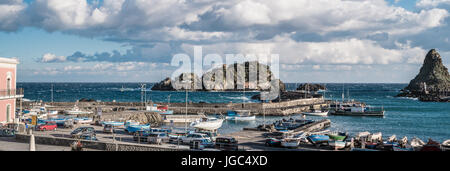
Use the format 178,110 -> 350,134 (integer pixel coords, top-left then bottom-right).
369,132 -> 382,142
301,110 -> 329,116
226,110 -> 256,121
64,105 -> 93,115
328,140 -> 346,149
74,118 -> 93,124
410,137 -> 425,148
281,138 -> 300,148
442,140 -> 450,151
190,117 -> 224,131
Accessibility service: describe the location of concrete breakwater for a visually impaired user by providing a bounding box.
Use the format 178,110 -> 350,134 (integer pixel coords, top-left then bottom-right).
23,97 -> 327,116
15,134 -> 183,151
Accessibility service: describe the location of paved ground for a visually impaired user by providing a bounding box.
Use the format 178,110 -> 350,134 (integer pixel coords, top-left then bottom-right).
0,137 -> 71,151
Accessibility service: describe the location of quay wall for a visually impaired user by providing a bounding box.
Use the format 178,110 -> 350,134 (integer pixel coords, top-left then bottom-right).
15,134 -> 182,151
21,97 -> 327,116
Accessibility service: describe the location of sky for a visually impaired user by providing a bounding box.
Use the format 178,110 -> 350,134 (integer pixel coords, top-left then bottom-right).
1,0 -> 450,83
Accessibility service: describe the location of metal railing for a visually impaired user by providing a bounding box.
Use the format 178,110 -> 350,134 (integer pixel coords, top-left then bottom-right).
0,88 -> 24,98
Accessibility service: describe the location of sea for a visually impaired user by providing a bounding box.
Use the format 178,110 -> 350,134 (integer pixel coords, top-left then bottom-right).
17,82 -> 450,142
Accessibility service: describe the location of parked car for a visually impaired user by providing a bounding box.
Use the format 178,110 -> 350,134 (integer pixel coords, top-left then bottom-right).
71,127 -> 95,139
0,129 -> 15,137
64,119 -> 74,129
147,132 -> 170,145
190,138 -> 214,150
196,131 -> 218,141
133,130 -> 153,142
80,134 -> 98,141
36,121 -> 57,131
103,124 -> 120,134
180,133 -> 211,144
168,132 -> 187,143
214,137 -> 239,151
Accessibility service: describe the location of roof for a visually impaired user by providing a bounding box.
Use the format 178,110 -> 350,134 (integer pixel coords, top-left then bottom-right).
0,57 -> 19,64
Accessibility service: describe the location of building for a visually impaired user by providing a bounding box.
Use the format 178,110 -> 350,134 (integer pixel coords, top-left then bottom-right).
0,57 -> 23,124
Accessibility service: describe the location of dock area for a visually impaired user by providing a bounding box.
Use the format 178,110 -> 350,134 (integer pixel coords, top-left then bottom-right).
22,97 -> 328,117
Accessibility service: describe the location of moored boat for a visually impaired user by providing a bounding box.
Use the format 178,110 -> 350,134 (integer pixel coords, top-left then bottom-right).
226,110 -> 256,121
420,139 -> 442,151
328,132 -> 347,141
64,105 -> 93,115
126,124 -> 151,134
301,110 -> 329,116
74,117 -> 93,124
190,117 -> 224,131
307,134 -> 330,145
328,140 -> 346,150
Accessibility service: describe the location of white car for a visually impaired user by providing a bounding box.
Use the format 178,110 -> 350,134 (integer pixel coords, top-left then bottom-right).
179,133 -> 211,144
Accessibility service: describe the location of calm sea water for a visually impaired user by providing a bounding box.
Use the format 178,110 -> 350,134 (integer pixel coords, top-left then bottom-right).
17,83 -> 450,141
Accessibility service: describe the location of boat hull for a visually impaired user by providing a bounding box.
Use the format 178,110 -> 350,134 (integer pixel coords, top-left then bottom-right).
226,116 -> 256,121
192,119 -> 224,131
301,111 -> 328,116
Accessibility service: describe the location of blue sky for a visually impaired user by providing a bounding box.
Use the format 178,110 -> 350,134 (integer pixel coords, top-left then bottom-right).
1,0 -> 450,83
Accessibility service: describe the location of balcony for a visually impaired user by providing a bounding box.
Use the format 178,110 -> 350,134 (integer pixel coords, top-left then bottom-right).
0,88 -> 24,100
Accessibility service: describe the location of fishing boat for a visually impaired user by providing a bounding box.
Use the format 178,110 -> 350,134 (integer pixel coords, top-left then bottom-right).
370,132 -> 383,142
126,124 -> 151,134
327,132 -> 347,141
328,140 -> 346,150
74,118 -> 93,124
226,110 -> 256,121
442,140 -> 450,151
392,146 -> 414,151
307,134 -> 330,145
64,105 -> 93,115
420,139 -> 442,151
101,121 -> 125,127
147,104 -> 174,115
330,106 -> 385,117
281,138 -> 300,148
355,131 -> 371,140
190,117 -> 224,131
301,109 -> 329,116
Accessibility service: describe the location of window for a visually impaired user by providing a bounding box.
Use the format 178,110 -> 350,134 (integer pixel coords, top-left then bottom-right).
6,104 -> 11,122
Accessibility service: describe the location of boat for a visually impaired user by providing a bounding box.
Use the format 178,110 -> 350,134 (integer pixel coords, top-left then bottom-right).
327,132 -> 347,141
102,121 -> 125,127
147,104 -> 174,115
301,109 -> 329,116
420,139 -> 442,151
126,124 -> 151,134
328,140 -> 346,150
64,105 -> 93,115
442,140 -> 450,151
307,134 -> 330,145
281,138 -> 300,148
387,135 -> 397,142
190,117 -> 224,131
226,110 -> 256,121
355,131 -> 371,140
73,118 -> 93,124
392,146 -> 414,151
369,132 -> 382,142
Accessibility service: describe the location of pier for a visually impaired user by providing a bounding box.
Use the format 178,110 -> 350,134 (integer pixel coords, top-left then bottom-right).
22,97 -> 328,117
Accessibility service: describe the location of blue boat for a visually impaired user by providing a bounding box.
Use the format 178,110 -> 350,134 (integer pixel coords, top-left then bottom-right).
159,110 -> 174,115
307,135 -> 330,144
102,121 -> 124,127
126,124 -> 151,133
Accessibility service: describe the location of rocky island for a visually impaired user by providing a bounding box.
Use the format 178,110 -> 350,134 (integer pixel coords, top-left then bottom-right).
152,61 -> 286,92
396,49 -> 450,102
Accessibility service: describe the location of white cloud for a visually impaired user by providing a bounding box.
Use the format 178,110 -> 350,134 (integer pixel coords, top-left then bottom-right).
417,0 -> 450,8
40,53 -> 67,63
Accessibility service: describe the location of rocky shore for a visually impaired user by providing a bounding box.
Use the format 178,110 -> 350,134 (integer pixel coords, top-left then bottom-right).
396,49 -> 450,102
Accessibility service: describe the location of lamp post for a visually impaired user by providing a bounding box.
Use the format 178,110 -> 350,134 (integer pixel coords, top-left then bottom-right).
181,80 -> 192,132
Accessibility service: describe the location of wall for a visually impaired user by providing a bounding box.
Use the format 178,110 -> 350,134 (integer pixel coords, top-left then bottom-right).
15,134 -> 183,151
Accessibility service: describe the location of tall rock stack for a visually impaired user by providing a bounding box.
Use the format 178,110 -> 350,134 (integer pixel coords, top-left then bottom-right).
397,49 -> 450,102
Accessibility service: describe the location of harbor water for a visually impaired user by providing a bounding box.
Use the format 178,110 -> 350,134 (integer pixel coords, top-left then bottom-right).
18,83 -> 450,141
